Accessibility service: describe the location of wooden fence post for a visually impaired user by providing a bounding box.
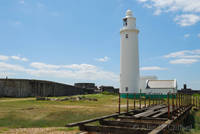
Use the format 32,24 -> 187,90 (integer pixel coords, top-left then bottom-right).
126,93 -> 129,112
167,92 -> 170,119
118,93 -> 120,114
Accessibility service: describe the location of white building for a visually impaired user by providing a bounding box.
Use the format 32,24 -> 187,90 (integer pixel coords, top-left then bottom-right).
120,10 -> 139,94
144,80 -> 177,94
139,76 -> 157,90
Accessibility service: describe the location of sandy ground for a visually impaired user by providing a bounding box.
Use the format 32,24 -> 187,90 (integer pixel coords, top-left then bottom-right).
1,127 -> 79,134
0,98 -> 35,102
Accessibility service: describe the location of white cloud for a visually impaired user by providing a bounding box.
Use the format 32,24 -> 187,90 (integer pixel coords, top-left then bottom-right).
27,67 -> 118,81
0,55 -> 9,61
153,9 -> 162,16
29,62 -> 118,81
0,61 -> 119,82
11,56 -> 28,62
169,59 -> 198,64
62,64 -> 97,70
164,49 -> 200,64
143,4 -> 152,8
0,54 -> 28,62
140,66 -> 167,71
197,33 -> 200,38
0,72 -> 16,78
30,62 -> 60,69
174,14 -> 200,26
164,49 -> 200,59
21,58 -> 28,62
30,62 -> 97,71
138,0 -> 200,13
0,62 -> 26,72
138,0 -> 148,2
95,56 -> 110,62
184,34 -> 190,38
138,0 -> 200,26
11,56 -> 20,60
19,0 -> 24,4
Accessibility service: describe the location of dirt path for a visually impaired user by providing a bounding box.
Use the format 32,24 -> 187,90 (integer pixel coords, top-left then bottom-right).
2,127 -> 79,134
0,98 -> 34,102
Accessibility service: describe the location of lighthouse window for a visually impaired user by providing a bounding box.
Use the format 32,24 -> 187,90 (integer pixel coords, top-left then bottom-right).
123,18 -> 127,26
125,34 -> 128,38
125,87 -> 128,92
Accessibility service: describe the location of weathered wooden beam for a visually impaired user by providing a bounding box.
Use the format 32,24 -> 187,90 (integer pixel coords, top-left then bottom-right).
149,105 -> 193,134
99,120 -> 160,128
79,125 -> 151,134
133,105 -> 166,118
116,116 -> 168,125
151,108 -> 168,118
148,120 -> 173,134
66,107 -> 147,127
117,116 -> 168,121
66,113 -> 119,127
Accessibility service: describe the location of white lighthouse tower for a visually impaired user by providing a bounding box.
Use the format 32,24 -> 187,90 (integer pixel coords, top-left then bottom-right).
120,10 -> 139,94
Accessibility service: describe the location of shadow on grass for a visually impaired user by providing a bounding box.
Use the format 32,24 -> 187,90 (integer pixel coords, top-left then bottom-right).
183,109 -> 200,134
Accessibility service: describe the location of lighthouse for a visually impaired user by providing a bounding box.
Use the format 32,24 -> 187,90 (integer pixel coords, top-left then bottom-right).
120,10 -> 139,94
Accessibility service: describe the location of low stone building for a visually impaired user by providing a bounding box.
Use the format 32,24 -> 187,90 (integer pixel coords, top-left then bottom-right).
178,84 -> 200,94
0,78 -> 94,97
99,86 -> 119,93
74,83 -> 97,93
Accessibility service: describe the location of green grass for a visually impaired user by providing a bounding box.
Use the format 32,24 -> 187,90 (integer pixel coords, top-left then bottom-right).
193,94 -> 200,97
184,109 -> 200,134
0,94 -> 120,128
0,127 -> 9,133
0,93 -> 199,133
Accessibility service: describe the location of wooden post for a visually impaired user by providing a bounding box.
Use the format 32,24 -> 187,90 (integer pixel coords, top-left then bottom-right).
159,93 -> 161,105
155,94 -> 157,105
199,96 -> 200,109
172,93 -> 175,112
193,96 -> 195,106
176,93 -> 178,109
178,94 -> 181,108
139,94 -> 141,109
196,96 -> 198,108
148,94 -> 150,107
183,94 -> 185,107
167,92 -> 170,119
133,93 -> 136,109
181,93 -> 183,107
118,93 -> 120,114
126,93 -> 129,112
144,95 -> 146,108
153,94 -> 154,105
139,90 -> 141,109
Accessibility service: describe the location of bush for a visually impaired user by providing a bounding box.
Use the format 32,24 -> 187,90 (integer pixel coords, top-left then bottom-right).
101,91 -> 117,95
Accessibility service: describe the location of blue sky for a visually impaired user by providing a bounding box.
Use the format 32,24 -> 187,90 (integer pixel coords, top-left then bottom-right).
0,0 -> 200,90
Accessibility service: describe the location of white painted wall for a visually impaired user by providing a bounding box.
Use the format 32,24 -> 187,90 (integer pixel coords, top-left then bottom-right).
139,76 -> 158,91
120,10 -> 139,93
144,88 -> 177,94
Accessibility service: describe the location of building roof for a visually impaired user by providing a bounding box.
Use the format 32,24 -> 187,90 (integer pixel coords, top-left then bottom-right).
146,80 -> 177,89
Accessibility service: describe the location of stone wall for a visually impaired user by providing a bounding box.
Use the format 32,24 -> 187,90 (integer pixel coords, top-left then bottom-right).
0,79 -> 94,97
